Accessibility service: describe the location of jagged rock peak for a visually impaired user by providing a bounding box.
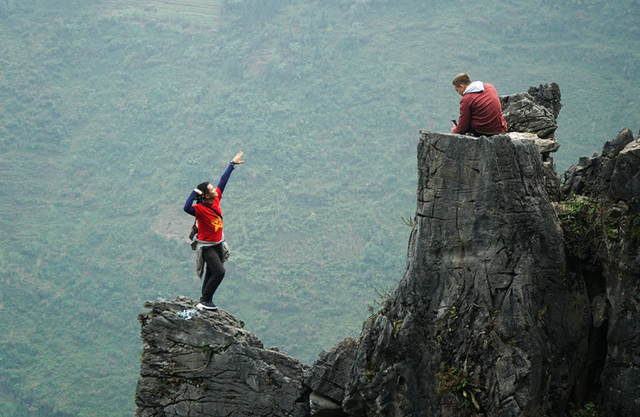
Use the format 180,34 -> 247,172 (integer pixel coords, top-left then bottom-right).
500,83 -> 563,202
135,296 -> 310,417
341,131 -> 589,417
500,87 -> 559,139
559,128 -> 640,417
527,82 -> 562,119
563,127 -> 640,213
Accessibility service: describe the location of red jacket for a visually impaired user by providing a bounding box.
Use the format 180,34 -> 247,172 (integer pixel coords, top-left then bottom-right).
453,83 -> 507,135
193,189 -> 224,242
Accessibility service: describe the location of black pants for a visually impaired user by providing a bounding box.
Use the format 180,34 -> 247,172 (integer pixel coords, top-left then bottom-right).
465,126 -> 498,137
201,245 -> 225,303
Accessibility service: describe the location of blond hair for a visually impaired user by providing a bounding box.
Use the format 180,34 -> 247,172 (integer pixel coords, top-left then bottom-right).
452,73 -> 472,87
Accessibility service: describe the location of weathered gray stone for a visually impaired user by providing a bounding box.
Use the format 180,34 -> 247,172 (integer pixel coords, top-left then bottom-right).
563,128 -> 640,212
506,131 -> 562,202
527,83 -> 562,120
135,296 -> 310,417
560,128 -> 640,417
591,293 -> 608,328
506,132 -> 559,154
609,137 -> 640,211
342,131 -> 591,416
304,337 -> 357,403
500,92 -> 558,138
309,392 -> 347,417
501,85 -> 562,203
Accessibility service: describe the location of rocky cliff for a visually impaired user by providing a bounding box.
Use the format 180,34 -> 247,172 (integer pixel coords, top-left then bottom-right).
136,85 -> 640,417
136,297 -> 310,416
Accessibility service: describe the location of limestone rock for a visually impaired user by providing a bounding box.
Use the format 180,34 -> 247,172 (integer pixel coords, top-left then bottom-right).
506,131 -> 562,202
135,85 -> 640,417
135,296 -> 310,417
304,337 -> 357,404
560,128 -> 640,417
500,92 -> 558,138
563,128 -> 640,212
500,86 -> 563,202
591,294 -> 608,328
342,131 -> 591,416
506,131 -> 560,154
609,136 -> 640,212
309,392 -> 347,417
527,82 -> 562,120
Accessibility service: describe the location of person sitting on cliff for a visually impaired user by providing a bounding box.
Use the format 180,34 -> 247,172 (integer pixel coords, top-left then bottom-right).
450,73 -> 508,137
183,151 -> 245,311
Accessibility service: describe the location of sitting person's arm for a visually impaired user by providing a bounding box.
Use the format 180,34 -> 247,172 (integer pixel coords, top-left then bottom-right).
453,100 -> 471,134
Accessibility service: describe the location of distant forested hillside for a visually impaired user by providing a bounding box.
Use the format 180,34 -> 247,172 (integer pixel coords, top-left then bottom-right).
0,0 -> 638,415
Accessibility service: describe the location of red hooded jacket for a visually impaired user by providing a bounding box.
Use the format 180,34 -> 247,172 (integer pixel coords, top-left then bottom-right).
453,82 -> 507,135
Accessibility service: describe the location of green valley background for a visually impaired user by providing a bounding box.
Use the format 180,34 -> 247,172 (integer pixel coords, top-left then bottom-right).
0,0 -> 639,415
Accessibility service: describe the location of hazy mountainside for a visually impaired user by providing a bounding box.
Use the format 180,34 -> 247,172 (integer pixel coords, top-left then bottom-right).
0,0 -> 639,415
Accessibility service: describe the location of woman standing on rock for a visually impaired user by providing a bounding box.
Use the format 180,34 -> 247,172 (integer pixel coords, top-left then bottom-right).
183,151 -> 245,310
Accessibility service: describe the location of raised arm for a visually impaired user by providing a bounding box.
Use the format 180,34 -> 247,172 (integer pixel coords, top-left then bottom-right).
217,151 -> 244,195
216,164 -> 234,195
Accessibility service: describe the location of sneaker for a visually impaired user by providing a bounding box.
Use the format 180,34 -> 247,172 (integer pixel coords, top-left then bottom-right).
196,301 -> 218,311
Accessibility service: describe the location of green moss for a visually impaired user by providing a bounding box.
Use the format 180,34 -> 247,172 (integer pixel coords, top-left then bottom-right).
436,365 -> 481,411
569,401 -> 605,417
562,196 -> 597,228
165,377 -> 208,390
559,195 -> 620,259
393,319 -> 404,338
202,345 -> 224,359
364,361 -> 377,382
629,216 -> 640,239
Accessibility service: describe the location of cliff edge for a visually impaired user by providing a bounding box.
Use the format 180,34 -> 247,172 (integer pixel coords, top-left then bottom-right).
136,85 -> 640,417
135,297 -> 310,416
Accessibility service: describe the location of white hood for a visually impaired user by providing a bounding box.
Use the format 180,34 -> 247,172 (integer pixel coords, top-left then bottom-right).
463,81 -> 484,95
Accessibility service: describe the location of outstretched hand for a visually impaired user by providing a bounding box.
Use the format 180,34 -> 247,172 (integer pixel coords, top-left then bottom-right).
232,151 -> 245,165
